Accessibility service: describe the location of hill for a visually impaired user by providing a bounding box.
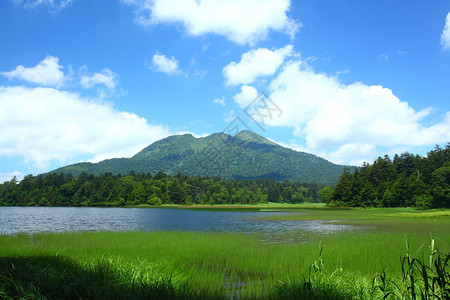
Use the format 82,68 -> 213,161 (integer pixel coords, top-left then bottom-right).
51,130 -> 347,185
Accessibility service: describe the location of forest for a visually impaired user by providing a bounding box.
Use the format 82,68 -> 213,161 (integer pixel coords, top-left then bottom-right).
2,143 -> 448,208
0,171 -> 327,207
330,143 -> 450,209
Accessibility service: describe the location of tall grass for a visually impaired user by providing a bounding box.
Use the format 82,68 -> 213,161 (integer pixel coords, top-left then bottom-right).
370,239 -> 450,299
276,239 -> 450,300
0,255 -> 214,299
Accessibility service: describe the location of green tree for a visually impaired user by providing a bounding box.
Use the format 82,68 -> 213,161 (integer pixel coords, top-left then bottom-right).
147,194 -> 162,206
132,183 -> 147,204
318,186 -> 333,203
431,165 -> 450,208
39,197 -> 50,206
382,189 -> 395,207
331,168 -> 355,206
391,176 -> 413,207
414,194 -> 434,210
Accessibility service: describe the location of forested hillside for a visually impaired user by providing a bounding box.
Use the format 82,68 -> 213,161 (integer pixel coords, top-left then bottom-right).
0,172 -> 327,207
330,143 -> 450,209
51,131 -> 346,185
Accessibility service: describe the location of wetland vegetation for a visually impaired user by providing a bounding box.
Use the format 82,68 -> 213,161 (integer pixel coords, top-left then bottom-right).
1,207 -> 449,299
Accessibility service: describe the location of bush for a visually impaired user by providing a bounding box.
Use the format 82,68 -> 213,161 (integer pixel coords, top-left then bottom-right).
414,194 -> 434,210
147,195 -> 162,206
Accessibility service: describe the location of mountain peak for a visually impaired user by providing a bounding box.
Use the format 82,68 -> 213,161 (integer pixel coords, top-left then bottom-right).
234,130 -> 276,145
235,130 -> 257,138
52,131 -> 347,184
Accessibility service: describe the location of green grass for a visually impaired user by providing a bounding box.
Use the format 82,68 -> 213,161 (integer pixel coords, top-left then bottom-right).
0,207 -> 449,299
131,202 -> 327,211
257,207 -> 450,222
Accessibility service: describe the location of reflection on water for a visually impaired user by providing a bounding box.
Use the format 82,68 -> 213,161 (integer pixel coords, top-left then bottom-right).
0,207 -> 359,236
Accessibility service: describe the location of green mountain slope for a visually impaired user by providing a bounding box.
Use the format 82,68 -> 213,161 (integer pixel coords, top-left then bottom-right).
52,130 -> 347,185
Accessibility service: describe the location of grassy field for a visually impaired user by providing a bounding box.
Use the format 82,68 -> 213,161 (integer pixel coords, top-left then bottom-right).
0,207 -> 449,299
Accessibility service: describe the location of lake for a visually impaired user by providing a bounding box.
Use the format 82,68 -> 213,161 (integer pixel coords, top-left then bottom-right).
0,207 -> 357,236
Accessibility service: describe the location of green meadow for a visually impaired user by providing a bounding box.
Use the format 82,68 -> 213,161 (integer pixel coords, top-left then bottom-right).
1,207 -> 449,299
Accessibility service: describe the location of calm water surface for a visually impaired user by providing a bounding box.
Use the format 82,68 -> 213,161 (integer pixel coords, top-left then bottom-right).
0,207 -> 356,235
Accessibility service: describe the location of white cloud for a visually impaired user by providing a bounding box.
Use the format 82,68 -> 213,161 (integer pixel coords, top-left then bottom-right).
223,45 -> 293,86
213,96 -> 226,106
175,131 -> 209,139
80,68 -> 119,90
441,12 -> 450,50
0,86 -> 171,171
266,61 -> 449,148
125,0 -> 300,45
233,85 -> 258,107
12,0 -> 73,13
276,140 -> 375,166
326,143 -> 378,166
1,56 -> 65,87
230,50 -> 450,164
0,171 -> 24,183
152,53 -> 181,75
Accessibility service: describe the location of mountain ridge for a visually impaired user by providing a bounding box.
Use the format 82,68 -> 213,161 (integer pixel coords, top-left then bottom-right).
51,131 -> 348,185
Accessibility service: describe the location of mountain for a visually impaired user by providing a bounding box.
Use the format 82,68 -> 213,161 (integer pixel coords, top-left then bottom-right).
51,131 -> 347,185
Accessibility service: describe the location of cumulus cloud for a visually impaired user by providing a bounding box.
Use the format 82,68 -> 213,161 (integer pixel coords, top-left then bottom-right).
152,53 -> 181,75
1,56 -> 65,87
229,47 -> 450,164
223,45 -> 293,86
441,12 -> 450,50
0,86 -> 171,171
265,61 -> 449,148
233,85 -> 258,107
124,0 -> 300,45
12,0 -> 73,13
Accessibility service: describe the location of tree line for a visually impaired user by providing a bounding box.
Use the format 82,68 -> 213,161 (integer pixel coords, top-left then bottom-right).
0,171 -> 329,207
330,143 -> 450,209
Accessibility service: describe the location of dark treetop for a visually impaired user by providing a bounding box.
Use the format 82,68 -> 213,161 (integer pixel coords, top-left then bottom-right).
329,143 -> 450,209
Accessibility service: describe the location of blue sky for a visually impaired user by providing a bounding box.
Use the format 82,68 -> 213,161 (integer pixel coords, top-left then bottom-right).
1,0 -> 449,182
